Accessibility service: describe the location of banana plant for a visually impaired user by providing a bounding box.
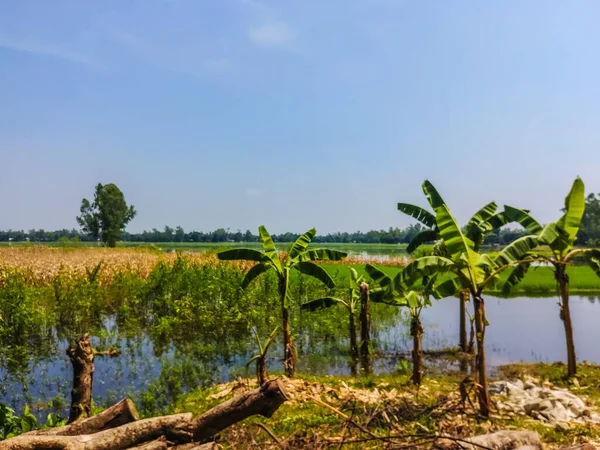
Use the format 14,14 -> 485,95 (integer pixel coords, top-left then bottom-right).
365,264 -> 437,386
247,326 -> 279,385
301,267 -> 363,375
398,182 -> 533,353
502,178 -> 600,377
218,226 -> 347,377
399,181 -> 539,417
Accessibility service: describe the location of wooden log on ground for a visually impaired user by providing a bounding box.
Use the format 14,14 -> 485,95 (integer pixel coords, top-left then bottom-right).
25,398 -> 139,436
0,379 -> 288,450
129,436 -> 167,450
557,445 -> 597,450
191,378 -> 288,442
435,430 -> 542,450
67,333 -> 95,423
171,444 -> 219,450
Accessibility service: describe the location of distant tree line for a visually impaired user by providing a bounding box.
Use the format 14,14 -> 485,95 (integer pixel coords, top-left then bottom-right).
2,192 -> 599,246
0,224 -> 527,246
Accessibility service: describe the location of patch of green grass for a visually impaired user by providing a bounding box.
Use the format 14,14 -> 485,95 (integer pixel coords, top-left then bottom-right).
491,266 -> 600,296
171,365 -> 600,448
172,372 -> 461,448
333,263 -> 600,296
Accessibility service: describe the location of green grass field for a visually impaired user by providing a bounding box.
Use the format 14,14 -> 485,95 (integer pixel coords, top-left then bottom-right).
323,263 -> 600,296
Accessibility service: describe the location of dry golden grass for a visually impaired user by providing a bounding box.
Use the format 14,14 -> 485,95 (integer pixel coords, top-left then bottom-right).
0,247 -> 254,286
323,255 -> 408,267
0,247 -> 406,286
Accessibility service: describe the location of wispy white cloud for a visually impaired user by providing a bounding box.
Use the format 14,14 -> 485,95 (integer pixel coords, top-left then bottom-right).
113,31 -> 230,76
249,23 -> 292,47
0,37 -> 106,70
246,188 -> 264,196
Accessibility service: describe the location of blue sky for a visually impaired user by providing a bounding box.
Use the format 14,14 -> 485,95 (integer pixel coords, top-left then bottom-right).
1,1 -> 599,234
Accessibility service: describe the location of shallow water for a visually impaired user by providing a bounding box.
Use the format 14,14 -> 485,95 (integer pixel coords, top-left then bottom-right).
1,295 -> 599,417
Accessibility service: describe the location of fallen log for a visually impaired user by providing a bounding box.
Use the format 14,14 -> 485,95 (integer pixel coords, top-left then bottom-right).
0,379 -> 288,450
557,445 -> 597,450
171,444 -> 219,450
25,398 -> 139,436
435,430 -> 542,450
130,436 -> 167,450
191,378 -> 289,442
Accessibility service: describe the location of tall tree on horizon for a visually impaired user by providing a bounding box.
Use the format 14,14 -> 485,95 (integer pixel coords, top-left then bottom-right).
76,183 -> 137,248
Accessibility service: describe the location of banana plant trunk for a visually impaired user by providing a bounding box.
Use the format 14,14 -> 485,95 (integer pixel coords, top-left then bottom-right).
459,291 -> 468,352
349,311 -> 359,376
557,264 -> 577,377
467,314 -> 476,354
257,356 -> 267,385
410,315 -> 424,386
472,293 -> 490,417
279,278 -> 295,378
359,282 -> 372,375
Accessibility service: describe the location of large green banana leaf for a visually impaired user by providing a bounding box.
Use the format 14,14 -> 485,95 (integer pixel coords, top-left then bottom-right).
400,256 -> 457,286
405,291 -> 422,309
500,261 -> 533,296
365,264 -> 393,288
258,225 -> 280,268
539,223 -> 571,253
397,203 -> 436,228
407,229 -> 439,253
588,252 -> 600,277
298,248 -> 348,262
262,326 -> 280,354
287,228 -> 317,261
422,180 -> 446,210
348,267 -> 362,294
294,261 -> 336,288
467,202 -> 498,228
568,248 -> 600,277
300,297 -> 344,311
435,204 -> 476,265
504,206 -> 543,234
369,286 -> 388,303
464,202 -> 498,250
492,235 -> 538,268
486,212 -> 508,230
241,263 -> 272,289
557,177 -> 585,243
432,276 -> 464,299
217,248 -> 270,263
431,240 -> 448,256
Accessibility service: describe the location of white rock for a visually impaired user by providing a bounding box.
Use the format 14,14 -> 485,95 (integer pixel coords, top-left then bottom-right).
512,379 -> 525,390
546,401 -> 569,423
492,378 -> 600,425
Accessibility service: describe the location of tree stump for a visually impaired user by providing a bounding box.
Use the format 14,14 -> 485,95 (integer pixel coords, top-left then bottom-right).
67,333 -> 95,423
